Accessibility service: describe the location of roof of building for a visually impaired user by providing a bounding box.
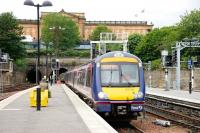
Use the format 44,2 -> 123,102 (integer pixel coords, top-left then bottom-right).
18,10 -> 153,27
85,21 -> 153,26
41,9 -> 86,20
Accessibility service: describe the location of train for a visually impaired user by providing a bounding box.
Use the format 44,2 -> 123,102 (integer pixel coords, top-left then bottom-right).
64,51 -> 145,119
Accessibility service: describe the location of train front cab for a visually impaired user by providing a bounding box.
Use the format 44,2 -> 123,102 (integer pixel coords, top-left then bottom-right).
92,52 -> 145,119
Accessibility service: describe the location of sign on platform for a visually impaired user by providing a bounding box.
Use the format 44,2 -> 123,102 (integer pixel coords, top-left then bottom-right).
188,59 -> 193,69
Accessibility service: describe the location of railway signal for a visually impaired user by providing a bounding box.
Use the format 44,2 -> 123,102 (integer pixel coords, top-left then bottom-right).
51,58 -> 60,70
165,55 -> 172,67
172,49 -> 177,66
196,56 -> 200,67
51,59 -> 60,82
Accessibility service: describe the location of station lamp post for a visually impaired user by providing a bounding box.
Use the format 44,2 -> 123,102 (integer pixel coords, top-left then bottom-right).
24,0 -> 52,84
161,50 -> 170,91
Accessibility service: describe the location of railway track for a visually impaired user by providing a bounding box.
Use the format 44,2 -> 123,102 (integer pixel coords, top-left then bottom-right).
110,122 -> 145,133
146,94 -> 200,117
0,83 -> 34,101
145,94 -> 200,132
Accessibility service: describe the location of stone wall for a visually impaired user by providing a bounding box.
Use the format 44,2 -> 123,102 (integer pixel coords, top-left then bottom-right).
144,69 -> 200,91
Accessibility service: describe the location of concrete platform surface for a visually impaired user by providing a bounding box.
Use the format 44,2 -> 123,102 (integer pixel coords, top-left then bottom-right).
0,84 -> 117,133
146,87 -> 200,104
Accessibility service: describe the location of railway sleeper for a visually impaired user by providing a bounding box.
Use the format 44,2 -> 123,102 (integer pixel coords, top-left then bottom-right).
146,98 -> 200,118
146,105 -> 200,128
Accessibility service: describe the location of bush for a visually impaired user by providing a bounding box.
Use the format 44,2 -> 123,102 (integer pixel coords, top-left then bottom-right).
15,58 -> 27,70
151,59 -> 162,70
27,49 -> 90,58
60,50 -> 90,57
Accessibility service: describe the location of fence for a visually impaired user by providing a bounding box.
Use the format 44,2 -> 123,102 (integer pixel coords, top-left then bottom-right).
144,68 -> 200,91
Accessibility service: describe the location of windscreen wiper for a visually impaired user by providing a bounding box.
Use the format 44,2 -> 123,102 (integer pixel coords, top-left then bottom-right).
121,72 -> 133,86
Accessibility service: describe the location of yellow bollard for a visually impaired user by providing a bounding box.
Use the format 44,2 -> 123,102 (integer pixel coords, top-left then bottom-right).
30,90 -> 36,107
29,89 -> 48,107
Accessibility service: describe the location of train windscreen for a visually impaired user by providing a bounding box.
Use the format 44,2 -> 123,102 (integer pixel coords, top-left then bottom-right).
100,63 -> 139,87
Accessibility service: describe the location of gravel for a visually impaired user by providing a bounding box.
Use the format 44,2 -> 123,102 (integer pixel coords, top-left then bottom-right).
131,113 -> 190,133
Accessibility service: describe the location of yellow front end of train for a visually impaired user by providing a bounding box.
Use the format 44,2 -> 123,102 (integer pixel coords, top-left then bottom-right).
102,87 -> 140,100
95,52 -> 145,118
99,56 -> 142,101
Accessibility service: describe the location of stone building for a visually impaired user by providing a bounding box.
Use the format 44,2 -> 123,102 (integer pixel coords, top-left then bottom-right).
19,9 -> 153,41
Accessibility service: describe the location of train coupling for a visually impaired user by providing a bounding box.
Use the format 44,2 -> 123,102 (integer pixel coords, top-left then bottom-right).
116,105 -> 127,115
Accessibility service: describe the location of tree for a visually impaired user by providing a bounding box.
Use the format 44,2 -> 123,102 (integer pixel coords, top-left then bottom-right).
90,25 -> 111,41
177,9 -> 200,60
134,26 -> 179,62
157,26 -> 179,50
0,12 -> 26,60
90,25 -> 121,51
134,28 -> 162,62
128,33 -> 143,54
41,13 -> 80,56
177,9 -> 200,39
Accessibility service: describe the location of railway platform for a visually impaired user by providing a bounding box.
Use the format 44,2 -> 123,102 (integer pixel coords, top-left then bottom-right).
0,84 -> 117,133
146,87 -> 200,105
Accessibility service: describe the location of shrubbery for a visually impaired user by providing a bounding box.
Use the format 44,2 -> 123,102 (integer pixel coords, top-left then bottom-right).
27,49 -> 90,58
15,58 -> 27,70
61,50 -> 90,57
151,59 -> 162,70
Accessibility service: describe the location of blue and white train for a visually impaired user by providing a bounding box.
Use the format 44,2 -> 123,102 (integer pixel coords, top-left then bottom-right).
64,51 -> 145,119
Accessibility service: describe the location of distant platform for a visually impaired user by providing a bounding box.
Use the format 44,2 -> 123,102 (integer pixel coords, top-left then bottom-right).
0,84 -> 117,133
146,87 -> 200,105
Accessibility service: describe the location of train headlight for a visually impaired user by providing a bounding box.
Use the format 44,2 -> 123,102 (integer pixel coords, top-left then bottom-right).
98,92 -> 108,99
134,92 -> 143,99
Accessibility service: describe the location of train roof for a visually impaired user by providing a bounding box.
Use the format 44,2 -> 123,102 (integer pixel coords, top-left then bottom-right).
95,51 -> 142,63
66,51 -> 142,73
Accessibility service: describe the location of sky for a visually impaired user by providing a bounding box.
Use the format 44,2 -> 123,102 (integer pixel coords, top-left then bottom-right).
0,0 -> 200,28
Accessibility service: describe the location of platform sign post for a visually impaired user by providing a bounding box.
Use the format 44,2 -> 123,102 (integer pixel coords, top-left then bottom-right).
165,69 -> 169,91
148,61 -> 152,89
188,59 -> 193,94
55,59 -> 60,82
188,59 -> 192,69
36,87 -> 41,111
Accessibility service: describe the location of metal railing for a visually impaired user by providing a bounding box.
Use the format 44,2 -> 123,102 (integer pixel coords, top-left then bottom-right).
0,62 -> 13,72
